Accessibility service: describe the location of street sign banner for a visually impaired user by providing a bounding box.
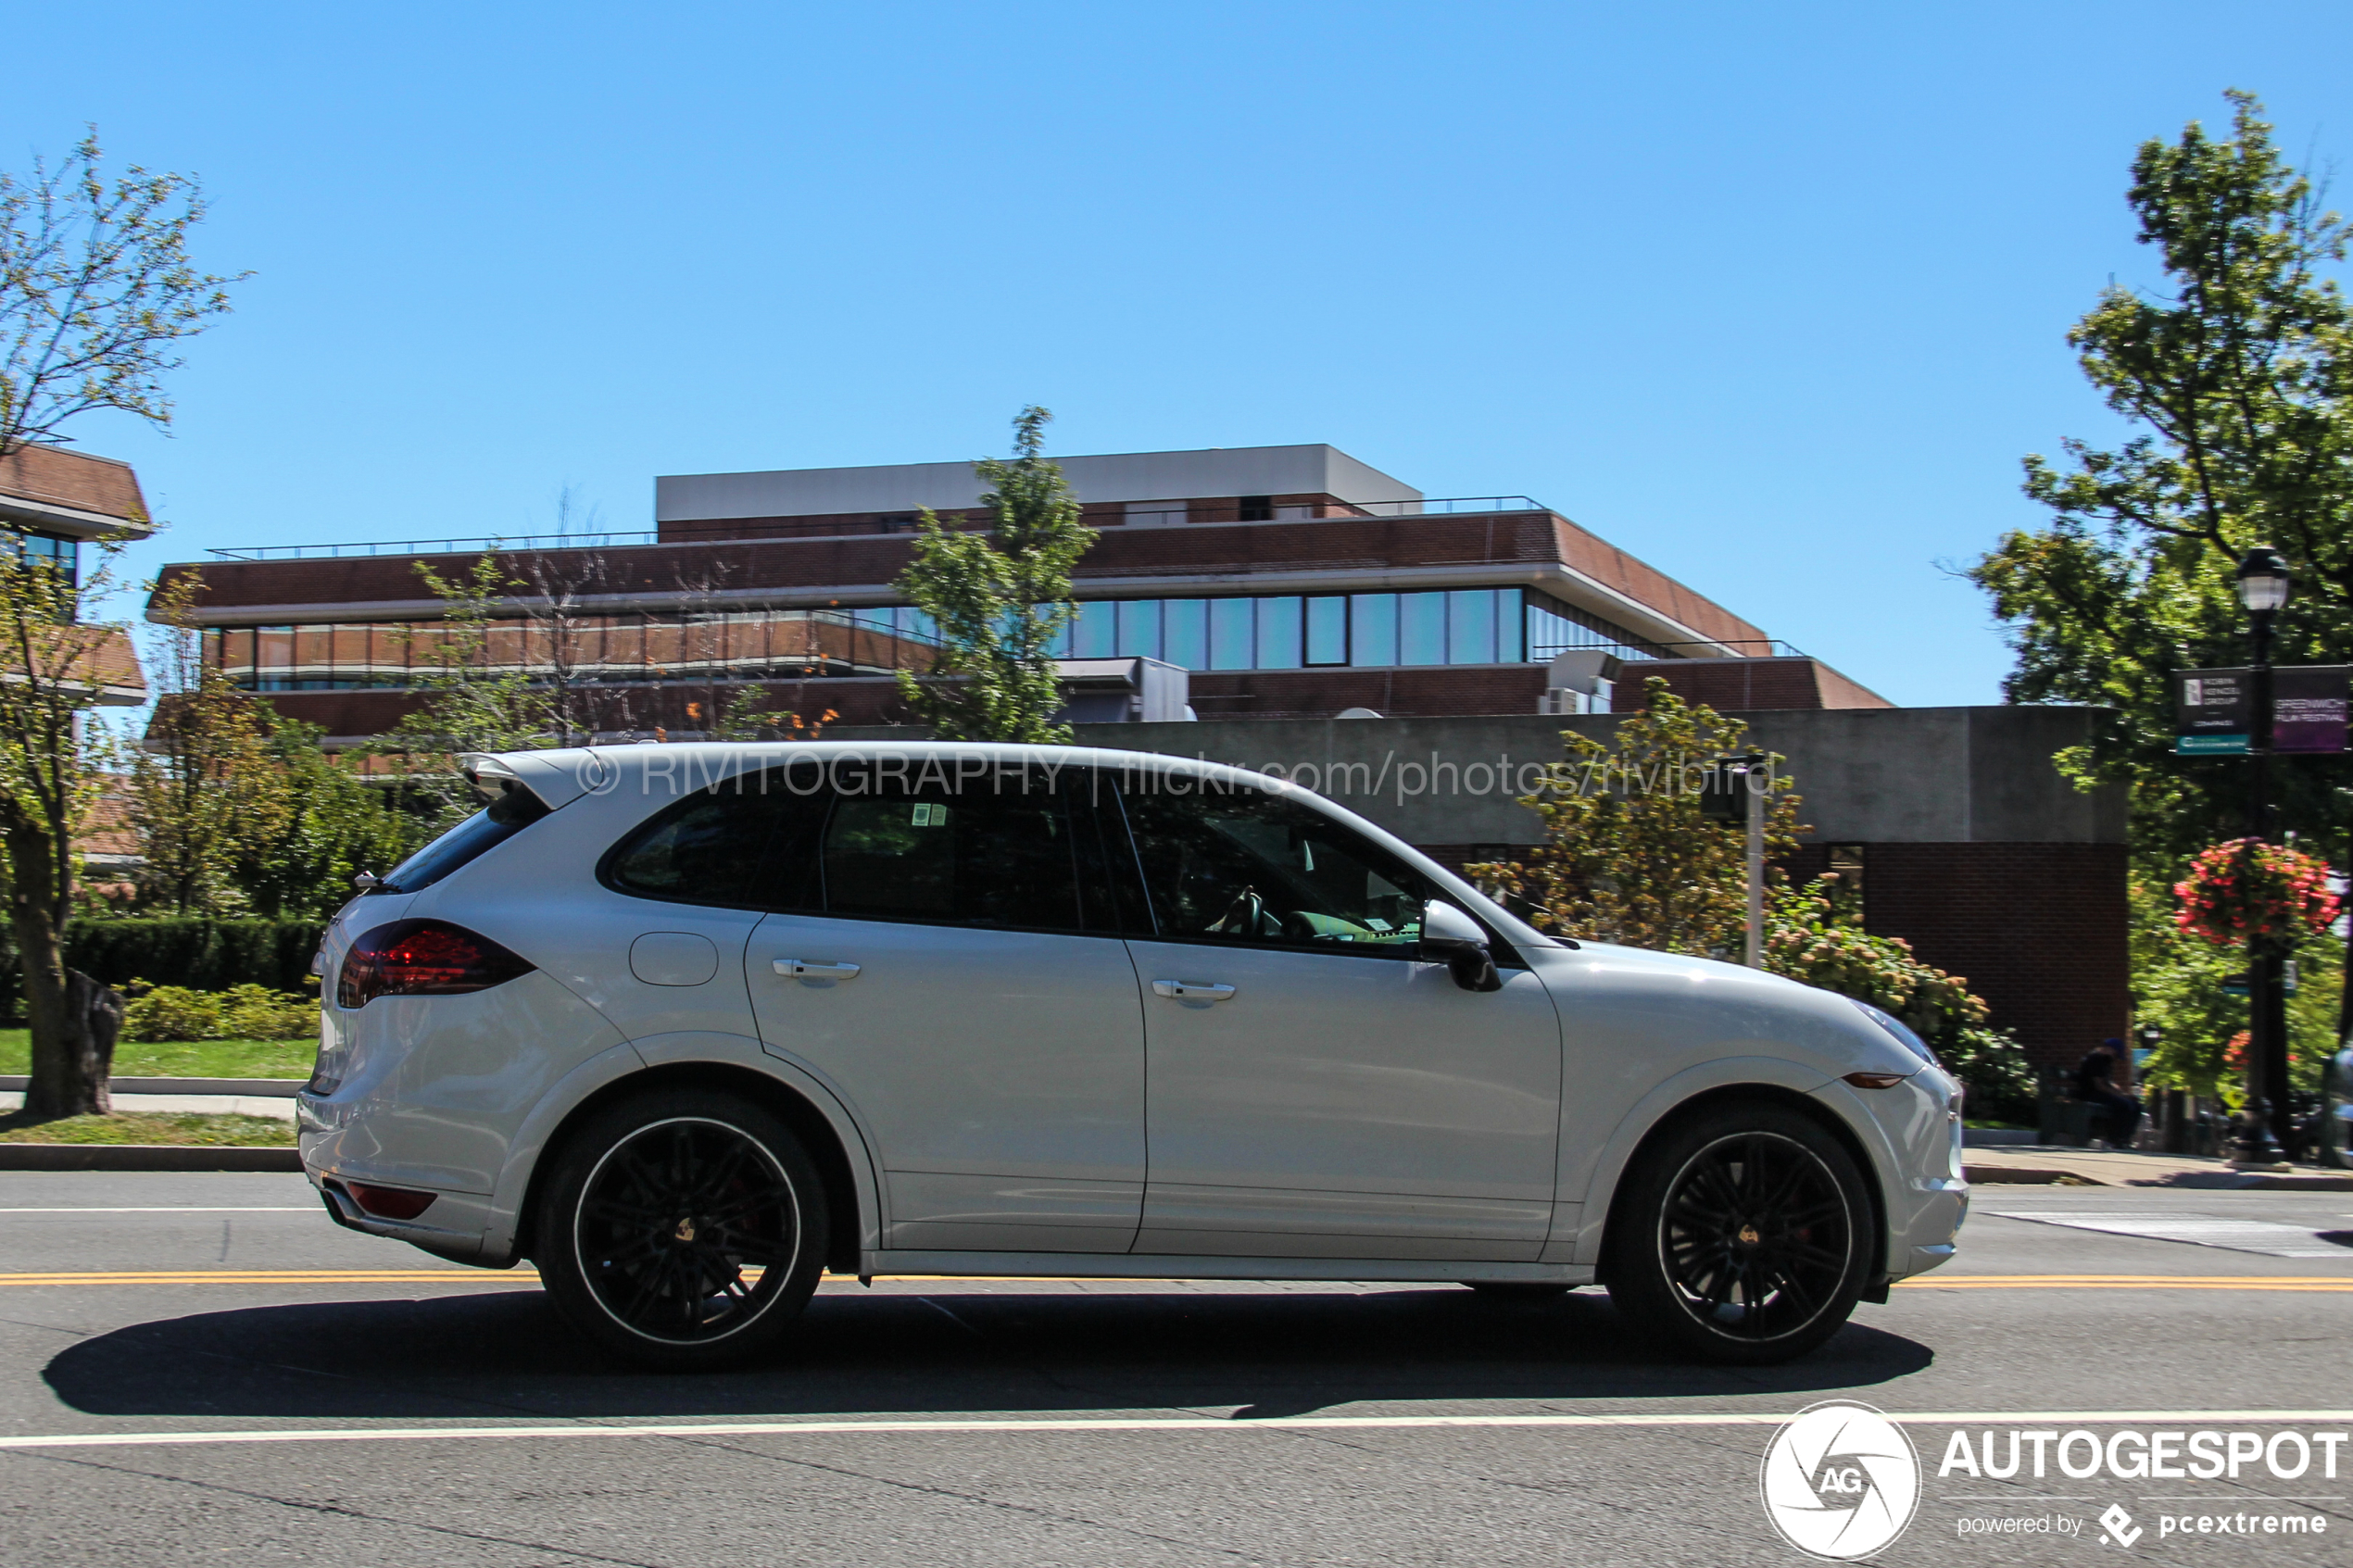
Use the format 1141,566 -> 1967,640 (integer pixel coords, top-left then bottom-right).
2175,668 -> 2251,754
2272,664 -> 2350,753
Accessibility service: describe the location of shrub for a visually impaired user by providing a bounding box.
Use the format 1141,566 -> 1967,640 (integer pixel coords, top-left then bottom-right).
0,918 -> 326,1023
121,982 -> 319,1044
1937,1026 -> 2039,1126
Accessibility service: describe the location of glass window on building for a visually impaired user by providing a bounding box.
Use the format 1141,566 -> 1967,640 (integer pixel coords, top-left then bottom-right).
1254,596 -> 1302,670
1070,600 -> 1117,659
1447,589 -> 1496,664
200,587 -> 1662,693
1350,594 -> 1397,667
1116,599 -> 1162,660
1305,596 -> 1348,666
1209,597 -> 1254,670
12,532 -> 78,586
1163,599 -> 1207,669
1399,592 -> 1447,666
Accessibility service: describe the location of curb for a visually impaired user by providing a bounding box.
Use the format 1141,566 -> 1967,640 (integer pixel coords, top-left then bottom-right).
2139,1171 -> 2353,1192
0,1076 -> 305,1098
0,1145 -> 301,1172
1964,1165 -> 2103,1185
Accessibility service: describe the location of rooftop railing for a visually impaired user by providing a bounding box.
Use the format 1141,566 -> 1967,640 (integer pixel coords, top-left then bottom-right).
203,497 -> 1553,562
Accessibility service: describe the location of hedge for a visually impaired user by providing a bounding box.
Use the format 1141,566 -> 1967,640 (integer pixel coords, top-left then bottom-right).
0,919 -> 327,1022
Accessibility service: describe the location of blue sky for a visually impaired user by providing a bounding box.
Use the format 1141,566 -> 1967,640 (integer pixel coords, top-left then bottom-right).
7,2 -> 2351,706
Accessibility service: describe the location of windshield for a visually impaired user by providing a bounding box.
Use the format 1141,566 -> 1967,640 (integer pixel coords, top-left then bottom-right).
370,784 -> 550,894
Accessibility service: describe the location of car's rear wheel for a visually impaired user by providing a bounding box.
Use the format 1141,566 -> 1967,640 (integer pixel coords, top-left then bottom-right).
1604,1101 -> 1871,1364
535,1087 -> 827,1369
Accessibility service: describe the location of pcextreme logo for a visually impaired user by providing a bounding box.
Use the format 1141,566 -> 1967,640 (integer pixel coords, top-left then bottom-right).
1759,1401 -> 1922,1560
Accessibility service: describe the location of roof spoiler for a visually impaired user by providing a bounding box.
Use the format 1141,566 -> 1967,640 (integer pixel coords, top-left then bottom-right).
457,750 -> 606,811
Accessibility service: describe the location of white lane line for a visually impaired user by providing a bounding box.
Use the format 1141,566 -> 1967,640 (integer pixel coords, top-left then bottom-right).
1995,1210 -> 2350,1259
4,1411 -> 2350,1452
0,1208 -> 316,1214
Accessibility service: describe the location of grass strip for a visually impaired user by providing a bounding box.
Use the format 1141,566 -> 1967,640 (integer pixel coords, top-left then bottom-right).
0,1111 -> 296,1147
0,1029 -> 312,1080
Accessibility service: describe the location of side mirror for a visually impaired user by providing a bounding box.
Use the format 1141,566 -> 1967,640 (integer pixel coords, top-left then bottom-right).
1420,899 -> 1502,993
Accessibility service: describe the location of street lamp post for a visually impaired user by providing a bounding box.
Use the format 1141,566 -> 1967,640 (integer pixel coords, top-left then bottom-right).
2232,547 -> 2294,1170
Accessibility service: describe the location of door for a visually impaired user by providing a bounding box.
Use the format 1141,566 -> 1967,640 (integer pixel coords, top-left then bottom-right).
746,761 -> 1147,1254
1116,784 -> 1563,1261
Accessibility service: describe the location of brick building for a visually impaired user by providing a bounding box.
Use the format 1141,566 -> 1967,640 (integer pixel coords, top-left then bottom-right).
0,443 -> 150,708
153,444 -> 1886,739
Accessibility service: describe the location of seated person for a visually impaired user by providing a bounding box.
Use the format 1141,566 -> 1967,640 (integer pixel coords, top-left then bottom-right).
2072,1038 -> 2142,1148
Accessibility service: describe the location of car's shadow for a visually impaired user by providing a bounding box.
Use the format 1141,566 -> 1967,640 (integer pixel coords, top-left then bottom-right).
45,1285 -> 1932,1422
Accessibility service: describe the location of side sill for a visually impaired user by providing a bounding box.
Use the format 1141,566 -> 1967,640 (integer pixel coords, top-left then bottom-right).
858,1249 -> 1596,1286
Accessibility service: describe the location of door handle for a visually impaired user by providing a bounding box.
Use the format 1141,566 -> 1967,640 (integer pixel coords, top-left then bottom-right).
776,959 -> 862,981
1152,979 -> 1236,1002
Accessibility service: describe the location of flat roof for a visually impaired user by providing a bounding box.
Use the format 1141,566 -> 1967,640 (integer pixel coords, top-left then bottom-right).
656,444 -> 1422,522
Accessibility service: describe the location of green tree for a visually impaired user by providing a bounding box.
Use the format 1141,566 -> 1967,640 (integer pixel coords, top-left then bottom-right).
0,132 -> 243,1117
1969,92 -> 2353,863
127,575 -> 291,914
0,131 -> 245,458
375,553 -> 555,826
0,543 -> 134,1115
1468,682 -> 1803,954
226,716 -> 422,918
894,407 -> 1097,743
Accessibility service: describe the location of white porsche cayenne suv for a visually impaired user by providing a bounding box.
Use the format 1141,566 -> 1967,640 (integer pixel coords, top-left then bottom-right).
299,742 -> 1965,1369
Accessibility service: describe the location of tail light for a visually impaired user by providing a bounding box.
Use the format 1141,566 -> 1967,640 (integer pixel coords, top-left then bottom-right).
337,920 -> 534,1009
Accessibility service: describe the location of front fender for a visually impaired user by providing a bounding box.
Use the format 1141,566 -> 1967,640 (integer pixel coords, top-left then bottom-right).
1560,1055 -> 1895,1267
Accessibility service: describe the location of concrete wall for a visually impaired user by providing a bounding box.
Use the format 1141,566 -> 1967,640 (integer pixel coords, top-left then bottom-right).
1055,706 -> 2124,849
655,445 -> 1423,521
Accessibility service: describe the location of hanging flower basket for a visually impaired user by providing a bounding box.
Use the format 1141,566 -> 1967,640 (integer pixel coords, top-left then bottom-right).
2173,838 -> 2340,947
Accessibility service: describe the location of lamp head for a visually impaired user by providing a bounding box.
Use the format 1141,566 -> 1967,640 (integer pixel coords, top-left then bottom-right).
2236,547 -> 2293,613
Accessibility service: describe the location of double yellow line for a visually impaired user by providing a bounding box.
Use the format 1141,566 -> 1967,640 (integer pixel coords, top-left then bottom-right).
1896,1273 -> 2353,1292
0,1270 -> 2347,1290
0,1270 -> 536,1286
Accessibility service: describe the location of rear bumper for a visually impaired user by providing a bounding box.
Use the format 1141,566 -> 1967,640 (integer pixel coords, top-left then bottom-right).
302,1124 -> 504,1266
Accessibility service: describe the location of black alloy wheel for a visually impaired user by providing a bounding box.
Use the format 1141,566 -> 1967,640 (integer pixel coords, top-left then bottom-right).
536,1088 -> 827,1369
1604,1102 -> 1871,1364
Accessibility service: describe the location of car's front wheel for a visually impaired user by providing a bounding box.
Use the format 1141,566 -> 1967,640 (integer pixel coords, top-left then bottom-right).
535,1087 -> 827,1369
1604,1101 -> 1872,1364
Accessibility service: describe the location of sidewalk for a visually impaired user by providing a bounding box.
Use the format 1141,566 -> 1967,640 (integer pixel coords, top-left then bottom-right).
1965,1144 -> 2353,1189
0,1091 -> 297,1119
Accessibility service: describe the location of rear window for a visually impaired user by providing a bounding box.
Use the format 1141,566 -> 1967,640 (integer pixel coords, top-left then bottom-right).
370,784 -> 550,895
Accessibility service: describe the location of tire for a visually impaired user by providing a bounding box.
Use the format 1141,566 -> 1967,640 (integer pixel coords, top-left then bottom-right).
1603,1101 -> 1872,1365
535,1087 -> 829,1370
1466,1282 -> 1573,1303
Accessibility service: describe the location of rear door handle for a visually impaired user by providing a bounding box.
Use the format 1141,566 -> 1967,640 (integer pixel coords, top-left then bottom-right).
1152,979 -> 1236,1002
775,959 -> 862,981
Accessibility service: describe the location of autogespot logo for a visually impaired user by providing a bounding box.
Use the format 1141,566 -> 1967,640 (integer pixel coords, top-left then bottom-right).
1760,1401 -> 1922,1560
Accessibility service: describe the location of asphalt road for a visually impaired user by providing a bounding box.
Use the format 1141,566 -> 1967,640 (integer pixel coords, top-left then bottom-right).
1,1173 -> 2350,1566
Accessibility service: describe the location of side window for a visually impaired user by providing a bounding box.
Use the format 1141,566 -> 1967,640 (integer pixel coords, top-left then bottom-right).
819,763 -> 1097,933
1116,785 -> 1428,957
603,773 -> 822,908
